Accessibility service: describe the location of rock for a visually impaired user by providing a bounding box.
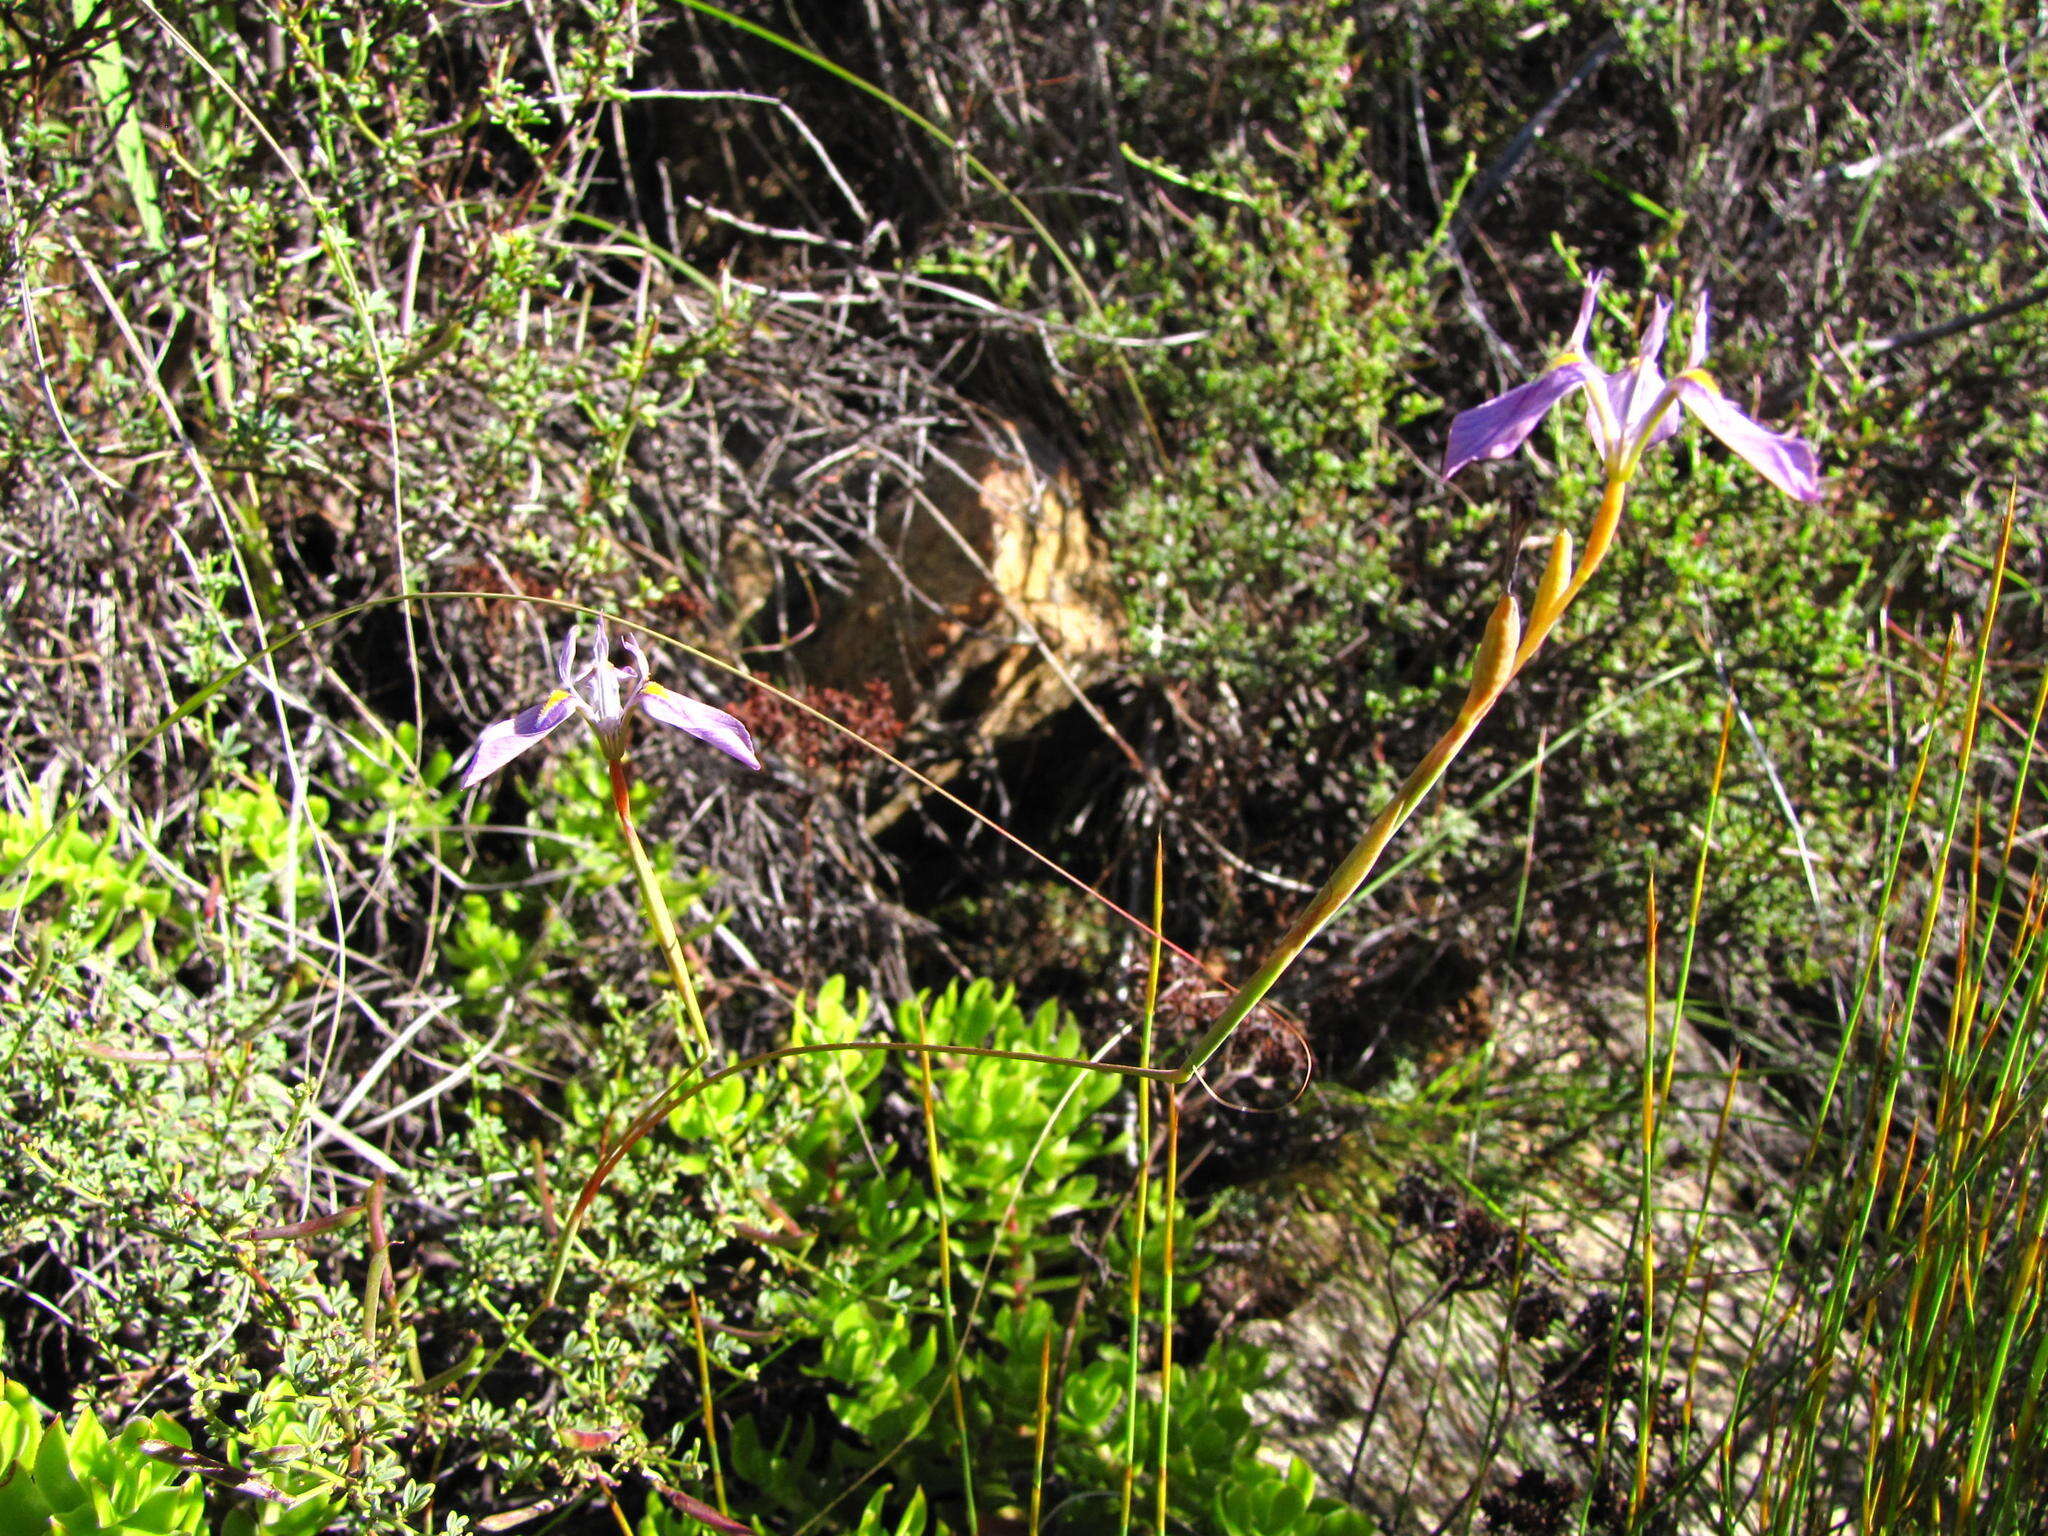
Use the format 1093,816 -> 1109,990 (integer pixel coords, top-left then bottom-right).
1221,987 -> 1855,1534
793,422 -> 1121,827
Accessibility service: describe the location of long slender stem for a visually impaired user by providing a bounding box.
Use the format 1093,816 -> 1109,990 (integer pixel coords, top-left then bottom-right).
1153,1088 -> 1179,1535
911,1001 -> 980,1534
608,756 -> 714,1061
528,755 -> 719,1323
1631,870 -> 1661,1526
688,1291 -> 729,1515
525,1035 -> 1175,1321
1029,1327 -> 1054,1536
1171,692 -> 1492,1077
1171,474 -> 1631,1080
1119,839 -> 1166,1535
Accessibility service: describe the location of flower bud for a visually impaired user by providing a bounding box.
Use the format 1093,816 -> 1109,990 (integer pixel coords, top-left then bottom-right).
1532,529 -> 1574,628
1465,594 -> 1521,711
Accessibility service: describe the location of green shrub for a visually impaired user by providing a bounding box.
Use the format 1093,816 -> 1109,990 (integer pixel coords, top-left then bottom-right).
0,767 -> 176,960
1086,3 -> 1445,696
692,979 -> 1371,1536
0,1373 -> 205,1535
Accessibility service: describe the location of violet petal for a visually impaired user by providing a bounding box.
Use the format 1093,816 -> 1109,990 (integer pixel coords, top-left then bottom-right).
1596,361 -> 1678,456
1673,376 -> 1823,503
1686,291 -> 1712,370
1443,359 -> 1605,480
1566,271 -> 1608,353
459,692 -> 577,788
637,683 -> 761,771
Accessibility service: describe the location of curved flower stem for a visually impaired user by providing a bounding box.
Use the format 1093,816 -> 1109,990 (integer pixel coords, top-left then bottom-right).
1169,658 -> 1505,1078
608,756 -> 715,1063
1170,473 -> 1631,1081
517,760 -> 724,1334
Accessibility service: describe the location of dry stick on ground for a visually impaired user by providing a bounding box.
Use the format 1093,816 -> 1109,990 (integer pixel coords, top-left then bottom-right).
1841,280 -> 2048,356
1443,28 -> 1622,256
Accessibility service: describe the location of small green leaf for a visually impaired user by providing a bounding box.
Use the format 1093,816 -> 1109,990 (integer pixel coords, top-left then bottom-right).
34,1413 -> 87,1514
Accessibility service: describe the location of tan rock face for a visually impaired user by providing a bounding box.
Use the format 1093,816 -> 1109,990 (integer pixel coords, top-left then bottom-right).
800,423 -> 1122,750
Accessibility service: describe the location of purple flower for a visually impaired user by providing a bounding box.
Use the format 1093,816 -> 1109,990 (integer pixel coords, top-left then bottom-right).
458,620 -> 760,789
1443,273 -> 1822,502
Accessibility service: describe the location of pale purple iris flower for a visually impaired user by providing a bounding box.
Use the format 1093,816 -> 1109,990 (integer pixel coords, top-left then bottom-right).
1443,272 -> 1822,502
458,620 -> 760,789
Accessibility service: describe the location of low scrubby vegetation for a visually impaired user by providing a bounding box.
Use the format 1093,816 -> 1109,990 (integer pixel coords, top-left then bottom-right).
4,2 -> 2045,1533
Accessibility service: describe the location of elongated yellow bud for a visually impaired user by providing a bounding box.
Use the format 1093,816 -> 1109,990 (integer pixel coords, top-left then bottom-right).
1532,529 -> 1575,629
1465,594 -> 1521,712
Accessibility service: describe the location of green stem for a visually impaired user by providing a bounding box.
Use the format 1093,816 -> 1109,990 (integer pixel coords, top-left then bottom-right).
1171,474 -> 1630,1081
528,755 -> 718,1318
1119,841 -> 1164,1536
688,1290 -> 730,1515
534,1040 -> 1174,1316
326,1022 -> 1192,1457
1169,676 -> 1500,1079
609,756 -> 714,1062
1029,1329 -> 1054,1536
910,1000 -> 980,1534
1153,1088 -> 1179,1535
